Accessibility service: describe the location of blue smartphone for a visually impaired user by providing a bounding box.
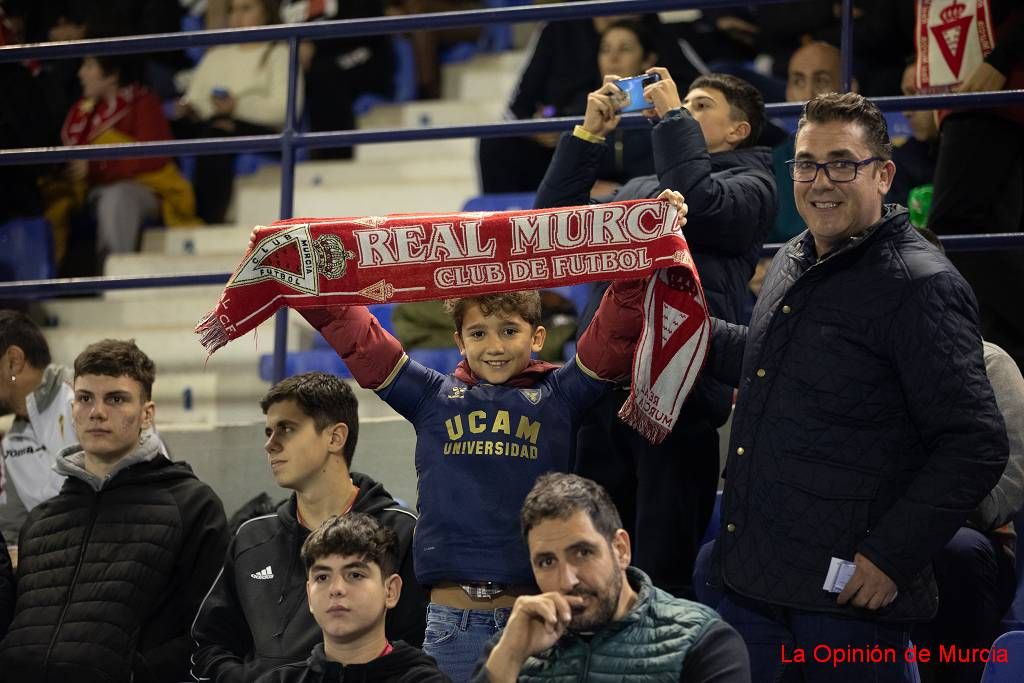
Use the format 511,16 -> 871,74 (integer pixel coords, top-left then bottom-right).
615,73 -> 661,113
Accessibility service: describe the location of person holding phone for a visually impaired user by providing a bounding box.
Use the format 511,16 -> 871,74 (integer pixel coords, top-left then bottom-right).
479,18 -> 694,194
535,69 -> 776,602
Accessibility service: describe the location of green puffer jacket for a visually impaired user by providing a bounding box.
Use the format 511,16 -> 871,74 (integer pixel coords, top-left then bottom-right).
518,567 -> 718,682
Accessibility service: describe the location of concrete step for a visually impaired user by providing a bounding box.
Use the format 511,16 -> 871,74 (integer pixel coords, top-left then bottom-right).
151,371 -> 269,426
237,155 -> 476,194
441,50 -> 527,104
140,224 -> 250,256
359,98 -> 504,131
43,294 -> 230,329
353,137 -> 477,164
42,315 -> 313,374
104,252 -> 242,278
234,177 -> 478,230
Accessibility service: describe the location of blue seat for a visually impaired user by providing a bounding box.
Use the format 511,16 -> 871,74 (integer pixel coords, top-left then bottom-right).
0,217 -> 56,282
981,630 -> 1024,682
408,346 -> 463,374
461,193 -> 536,212
309,304 -> 397,352
544,284 -> 594,317
258,349 -> 353,381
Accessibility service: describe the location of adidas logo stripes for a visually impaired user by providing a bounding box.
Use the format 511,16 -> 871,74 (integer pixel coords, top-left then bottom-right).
250,565 -> 274,580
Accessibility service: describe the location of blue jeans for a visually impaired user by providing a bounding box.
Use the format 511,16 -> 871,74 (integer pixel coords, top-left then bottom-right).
717,593 -> 919,683
422,602 -> 510,683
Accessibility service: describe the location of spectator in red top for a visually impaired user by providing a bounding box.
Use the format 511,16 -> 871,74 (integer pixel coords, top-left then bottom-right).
44,52 -> 197,273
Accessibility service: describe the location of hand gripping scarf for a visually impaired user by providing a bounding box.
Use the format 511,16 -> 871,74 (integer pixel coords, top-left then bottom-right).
196,199 -> 710,443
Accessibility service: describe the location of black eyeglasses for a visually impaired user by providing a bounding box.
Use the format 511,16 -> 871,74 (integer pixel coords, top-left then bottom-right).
786,157 -> 883,183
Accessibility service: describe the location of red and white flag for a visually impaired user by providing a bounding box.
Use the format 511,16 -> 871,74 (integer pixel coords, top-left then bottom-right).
916,0 -> 994,92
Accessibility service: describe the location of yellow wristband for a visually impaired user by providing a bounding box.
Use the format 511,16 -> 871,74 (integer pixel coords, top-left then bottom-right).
572,125 -> 606,144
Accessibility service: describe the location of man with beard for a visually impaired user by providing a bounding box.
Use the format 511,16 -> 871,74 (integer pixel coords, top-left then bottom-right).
472,473 -> 750,683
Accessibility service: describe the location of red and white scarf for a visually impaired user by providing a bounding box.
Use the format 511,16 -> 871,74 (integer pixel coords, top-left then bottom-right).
916,0 -> 994,92
196,199 -> 709,442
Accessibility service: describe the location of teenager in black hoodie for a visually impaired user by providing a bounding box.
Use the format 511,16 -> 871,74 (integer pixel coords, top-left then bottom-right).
255,514 -> 448,683
191,373 -> 427,682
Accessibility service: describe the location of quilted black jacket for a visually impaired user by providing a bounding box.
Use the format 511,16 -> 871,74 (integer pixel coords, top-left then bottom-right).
707,207 -> 1008,620
0,453 -> 228,682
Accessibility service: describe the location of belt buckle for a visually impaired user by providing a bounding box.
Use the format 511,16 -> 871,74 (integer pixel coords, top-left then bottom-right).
460,582 -> 507,600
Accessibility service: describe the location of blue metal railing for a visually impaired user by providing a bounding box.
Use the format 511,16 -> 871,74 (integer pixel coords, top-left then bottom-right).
1,0 -> 1023,381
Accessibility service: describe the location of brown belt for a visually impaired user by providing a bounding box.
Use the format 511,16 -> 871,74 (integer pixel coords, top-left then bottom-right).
429,583 -> 535,610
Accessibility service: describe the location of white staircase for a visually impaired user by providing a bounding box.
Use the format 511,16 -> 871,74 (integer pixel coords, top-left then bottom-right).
38,44 -> 533,430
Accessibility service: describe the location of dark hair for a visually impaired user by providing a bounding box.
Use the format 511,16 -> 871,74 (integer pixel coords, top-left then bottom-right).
521,473 -> 623,542
600,19 -> 657,59
84,22 -> 143,85
444,291 -> 542,332
797,91 -> 893,159
688,73 -> 765,148
74,339 -> 155,400
301,512 -> 398,577
260,372 -> 360,466
0,310 -> 51,368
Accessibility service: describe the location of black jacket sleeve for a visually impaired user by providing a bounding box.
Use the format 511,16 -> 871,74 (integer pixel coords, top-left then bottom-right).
707,318 -> 748,388
190,532 -> 252,683
534,132 -> 608,209
680,620 -> 751,683
386,516 -> 428,648
138,482 -> 229,683
652,110 -> 776,255
858,272 -> 1009,588
0,530 -> 12,639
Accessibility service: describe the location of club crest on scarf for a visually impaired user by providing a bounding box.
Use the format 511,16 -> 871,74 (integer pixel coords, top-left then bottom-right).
228,224 -> 356,296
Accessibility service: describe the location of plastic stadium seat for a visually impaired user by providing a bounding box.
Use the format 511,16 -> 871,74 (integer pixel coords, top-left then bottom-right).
981,630 -> 1024,682
461,193 -> 536,212
259,349 -> 352,381
0,217 -> 56,282
408,347 -> 463,374
544,284 -> 594,316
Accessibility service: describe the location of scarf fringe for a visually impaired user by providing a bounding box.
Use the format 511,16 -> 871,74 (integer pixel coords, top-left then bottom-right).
195,310 -> 229,354
617,398 -> 671,445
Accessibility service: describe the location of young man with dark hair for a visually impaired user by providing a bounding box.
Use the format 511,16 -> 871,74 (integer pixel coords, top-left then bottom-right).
0,310 -> 75,531
704,91 -> 1008,683
475,473 -> 749,682
0,339 -> 229,683
534,68 -> 776,600
256,513 -> 450,683
191,371 -> 426,683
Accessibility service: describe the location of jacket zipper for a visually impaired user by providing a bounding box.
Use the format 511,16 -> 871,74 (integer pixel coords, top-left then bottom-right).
44,492 -> 102,677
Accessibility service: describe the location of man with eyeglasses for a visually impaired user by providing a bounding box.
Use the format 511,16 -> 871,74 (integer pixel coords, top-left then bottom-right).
700,92 -> 1008,683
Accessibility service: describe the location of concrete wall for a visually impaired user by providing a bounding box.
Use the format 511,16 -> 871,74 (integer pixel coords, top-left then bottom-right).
163,416 -> 420,519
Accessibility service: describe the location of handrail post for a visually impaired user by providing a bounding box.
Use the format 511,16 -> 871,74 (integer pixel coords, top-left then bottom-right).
840,0 -> 854,92
272,35 -> 301,384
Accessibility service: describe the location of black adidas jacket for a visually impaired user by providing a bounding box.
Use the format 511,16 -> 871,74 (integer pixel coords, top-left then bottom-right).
190,472 -> 426,682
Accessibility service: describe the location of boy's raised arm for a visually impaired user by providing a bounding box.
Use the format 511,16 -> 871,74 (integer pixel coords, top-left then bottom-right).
301,306 -> 406,390
575,278 -> 646,382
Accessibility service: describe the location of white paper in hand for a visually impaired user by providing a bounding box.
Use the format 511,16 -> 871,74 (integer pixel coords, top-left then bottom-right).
823,557 -> 857,593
